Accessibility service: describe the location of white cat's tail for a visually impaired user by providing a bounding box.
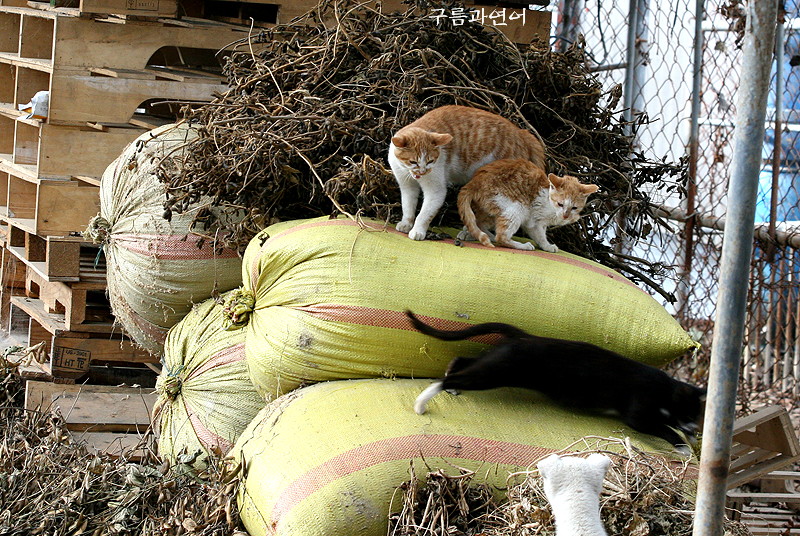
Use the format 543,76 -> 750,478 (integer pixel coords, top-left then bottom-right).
414,381 -> 444,414
457,189 -> 493,248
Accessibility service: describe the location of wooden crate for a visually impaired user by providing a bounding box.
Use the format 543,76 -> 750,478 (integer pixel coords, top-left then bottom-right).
25,380 -> 157,459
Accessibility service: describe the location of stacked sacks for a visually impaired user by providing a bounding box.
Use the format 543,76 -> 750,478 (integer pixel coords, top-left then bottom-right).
227,216 -> 698,401
230,379 -> 675,536
154,292 -> 265,466
84,123 -> 243,355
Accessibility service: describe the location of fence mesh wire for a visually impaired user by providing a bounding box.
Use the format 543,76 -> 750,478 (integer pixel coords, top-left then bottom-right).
561,0 -> 800,421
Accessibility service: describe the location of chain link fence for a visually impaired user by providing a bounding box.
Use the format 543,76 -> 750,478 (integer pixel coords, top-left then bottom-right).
559,0 -> 800,417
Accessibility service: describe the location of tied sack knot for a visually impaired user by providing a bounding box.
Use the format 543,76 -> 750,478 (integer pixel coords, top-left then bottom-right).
83,214 -> 112,245
222,288 -> 255,330
157,374 -> 183,400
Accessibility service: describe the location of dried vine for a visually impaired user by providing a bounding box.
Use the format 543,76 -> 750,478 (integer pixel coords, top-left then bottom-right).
160,0 -> 687,300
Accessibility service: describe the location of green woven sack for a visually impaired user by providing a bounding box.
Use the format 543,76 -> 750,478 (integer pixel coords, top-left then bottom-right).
154,293 -> 265,466
86,123 -> 243,356
230,378 -> 677,536
233,217 -> 698,401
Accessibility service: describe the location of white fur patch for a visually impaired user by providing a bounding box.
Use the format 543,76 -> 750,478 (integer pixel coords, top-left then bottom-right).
537,454 -> 611,536
414,381 -> 443,414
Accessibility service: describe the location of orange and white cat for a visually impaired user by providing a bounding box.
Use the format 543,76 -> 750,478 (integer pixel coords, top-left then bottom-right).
457,159 -> 598,252
388,105 -> 545,241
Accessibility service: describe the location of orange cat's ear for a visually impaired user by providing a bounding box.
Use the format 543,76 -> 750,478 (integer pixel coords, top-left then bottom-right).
392,135 -> 407,148
582,184 -> 600,195
431,133 -> 453,147
548,174 -> 564,188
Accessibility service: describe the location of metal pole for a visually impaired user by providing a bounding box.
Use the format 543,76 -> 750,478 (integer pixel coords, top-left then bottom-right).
619,0 -> 648,252
768,19 -> 785,261
691,2 -> 778,535
622,0 -> 648,131
677,0 -> 705,318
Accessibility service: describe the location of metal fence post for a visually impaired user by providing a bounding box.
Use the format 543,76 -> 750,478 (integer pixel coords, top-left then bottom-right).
623,0 -> 648,131
677,0 -> 705,318
691,1 -> 778,535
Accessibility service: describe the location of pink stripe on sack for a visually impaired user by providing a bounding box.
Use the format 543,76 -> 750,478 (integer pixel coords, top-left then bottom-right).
267,434 -> 554,531
291,305 -> 502,345
125,311 -> 168,345
183,399 -> 234,454
186,343 -> 246,381
112,233 -> 239,261
257,219 -> 638,290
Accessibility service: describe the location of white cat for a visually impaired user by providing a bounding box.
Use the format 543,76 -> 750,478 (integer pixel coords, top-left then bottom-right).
537,453 -> 611,536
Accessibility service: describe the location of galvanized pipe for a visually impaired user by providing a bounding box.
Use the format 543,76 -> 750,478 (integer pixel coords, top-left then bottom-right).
691,1 -> 778,535
622,0 -> 648,131
677,0 -> 706,317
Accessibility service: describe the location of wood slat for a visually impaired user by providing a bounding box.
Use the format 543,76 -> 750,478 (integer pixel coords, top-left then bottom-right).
25,380 -> 156,432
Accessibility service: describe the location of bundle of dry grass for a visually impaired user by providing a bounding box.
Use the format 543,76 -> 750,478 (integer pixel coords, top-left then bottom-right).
389,438 -> 751,536
160,0 -> 684,301
0,370 -> 242,536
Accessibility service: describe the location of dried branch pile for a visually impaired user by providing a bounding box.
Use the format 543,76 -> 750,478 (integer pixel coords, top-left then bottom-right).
161,0 -> 685,299
0,370 -> 241,536
389,439 -> 751,536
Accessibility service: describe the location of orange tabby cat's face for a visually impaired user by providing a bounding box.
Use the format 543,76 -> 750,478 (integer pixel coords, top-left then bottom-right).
548,173 -> 599,224
392,127 -> 453,179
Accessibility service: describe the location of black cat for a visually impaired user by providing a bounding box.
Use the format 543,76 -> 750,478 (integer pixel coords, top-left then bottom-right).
407,311 -> 705,449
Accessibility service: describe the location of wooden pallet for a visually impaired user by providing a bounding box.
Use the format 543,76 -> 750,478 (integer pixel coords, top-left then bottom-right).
24,380 -> 157,459
728,406 -> 800,490
736,504 -> 800,535
0,6 -> 247,126
2,223 -> 106,281
9,293 -> 157,381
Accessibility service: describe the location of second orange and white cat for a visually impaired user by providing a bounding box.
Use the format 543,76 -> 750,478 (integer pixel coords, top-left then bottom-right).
389,105 -> 545,240
457,159 -> 598,252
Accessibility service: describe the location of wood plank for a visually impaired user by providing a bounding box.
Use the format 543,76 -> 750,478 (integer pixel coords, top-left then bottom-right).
36,181 -> 101,236
729,454 -> 799,490
79,0 -> 178,18
144,65 -> 222,83
7,243 -> 81,282
12,294 -> 115,334
727,492 -> 800,503
0,152 -> 38,181
71,175 -> 101,187
24,380 -> 156,431
51,335 -> 157,377
733,406 -> 788,434
50,71 -> 228,125
0,6 -> 59,17
37,123 -> 144,179
24,230 -> 45,262
89,66 -> 155,79
49,14 -> 246,72
68,431 -> 154,460
0,51 -> 53,71
46,237 -> 80,279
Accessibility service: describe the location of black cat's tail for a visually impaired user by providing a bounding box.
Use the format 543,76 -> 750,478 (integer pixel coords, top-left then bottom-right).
405,310 -> 530,341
